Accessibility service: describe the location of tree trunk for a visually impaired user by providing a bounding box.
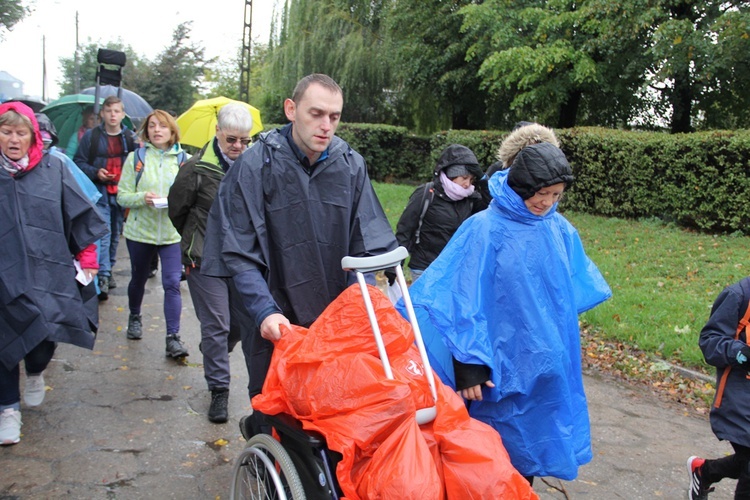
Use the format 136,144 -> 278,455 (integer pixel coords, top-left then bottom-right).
557,90 -> 581,128
670,66 -> 693,133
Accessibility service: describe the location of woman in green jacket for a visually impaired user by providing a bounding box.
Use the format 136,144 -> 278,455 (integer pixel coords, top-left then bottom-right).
117,109 -> 189,359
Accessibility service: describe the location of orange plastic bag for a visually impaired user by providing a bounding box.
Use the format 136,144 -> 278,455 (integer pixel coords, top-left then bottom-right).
252,284 -> 537,500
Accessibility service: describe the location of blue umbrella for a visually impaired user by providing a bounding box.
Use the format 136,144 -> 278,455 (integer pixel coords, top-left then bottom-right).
80,85 -> 153,129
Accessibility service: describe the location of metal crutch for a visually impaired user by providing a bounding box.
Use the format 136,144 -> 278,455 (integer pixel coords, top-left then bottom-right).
341,246 -> 438,425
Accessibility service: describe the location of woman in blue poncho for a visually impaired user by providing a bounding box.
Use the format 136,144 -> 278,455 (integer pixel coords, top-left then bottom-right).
401,141 -> 612,484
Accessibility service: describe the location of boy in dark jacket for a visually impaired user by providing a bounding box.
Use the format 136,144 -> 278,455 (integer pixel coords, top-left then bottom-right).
688,276 -> 750,499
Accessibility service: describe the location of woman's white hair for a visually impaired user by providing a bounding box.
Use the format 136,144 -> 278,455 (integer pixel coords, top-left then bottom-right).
217,103 -> 253,133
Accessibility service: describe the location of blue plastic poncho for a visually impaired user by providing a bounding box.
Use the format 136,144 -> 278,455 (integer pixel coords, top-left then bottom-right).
399,170 -> 612,480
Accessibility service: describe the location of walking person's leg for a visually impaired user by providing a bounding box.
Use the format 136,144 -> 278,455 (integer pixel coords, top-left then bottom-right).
731,443 -> 750,499
186,268 -> 232,422
107,195 -> 124,289
159,243 -> 187,358
0,362 -> 22,445
125,239 -> 157,340
95,194 -> 112,299
23,340 -> 56,407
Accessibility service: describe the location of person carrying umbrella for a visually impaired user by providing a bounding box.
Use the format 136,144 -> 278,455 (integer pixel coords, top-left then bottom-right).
167,103 -> 255,423
74,95 -> 139,300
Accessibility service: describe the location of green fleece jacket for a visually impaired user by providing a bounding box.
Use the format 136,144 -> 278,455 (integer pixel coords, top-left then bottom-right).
117,142 -> 187,245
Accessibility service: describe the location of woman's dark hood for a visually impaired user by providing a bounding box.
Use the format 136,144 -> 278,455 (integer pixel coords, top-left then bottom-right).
507,142 -> 574,200
433,144 -> 483,180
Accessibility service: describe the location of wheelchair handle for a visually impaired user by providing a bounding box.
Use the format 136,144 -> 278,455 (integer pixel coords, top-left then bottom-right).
341,246 -> 408,274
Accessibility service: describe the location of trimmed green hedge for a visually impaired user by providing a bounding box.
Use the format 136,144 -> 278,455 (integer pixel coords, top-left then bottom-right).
558,128 -> 750,234
262,123 -> 750,234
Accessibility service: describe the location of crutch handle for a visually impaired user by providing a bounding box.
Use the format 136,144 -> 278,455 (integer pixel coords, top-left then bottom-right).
341,247 -> 408,274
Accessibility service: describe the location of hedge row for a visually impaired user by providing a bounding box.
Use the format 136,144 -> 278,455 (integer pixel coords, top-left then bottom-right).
263,123 -> 750,234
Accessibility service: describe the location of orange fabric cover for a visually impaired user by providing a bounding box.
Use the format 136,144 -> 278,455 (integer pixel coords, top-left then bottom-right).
252,284 -> 538,500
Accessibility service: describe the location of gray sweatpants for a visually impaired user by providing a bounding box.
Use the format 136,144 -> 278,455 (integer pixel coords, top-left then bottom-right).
186,268 -> 251,390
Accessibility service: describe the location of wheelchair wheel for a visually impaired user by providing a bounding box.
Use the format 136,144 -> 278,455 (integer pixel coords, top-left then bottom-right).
230,433 -> 307,500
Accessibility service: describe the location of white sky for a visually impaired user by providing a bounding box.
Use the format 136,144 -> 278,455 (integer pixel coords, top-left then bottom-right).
0,0 -> 277,100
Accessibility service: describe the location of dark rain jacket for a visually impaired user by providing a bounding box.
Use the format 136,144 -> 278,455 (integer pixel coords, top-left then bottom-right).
73,123 -> 138,195
395,144 -> 484,271
0,151 -> 108,370
168,139 -> 226,268
201,124 -> 398,328
700,277 -> 750,448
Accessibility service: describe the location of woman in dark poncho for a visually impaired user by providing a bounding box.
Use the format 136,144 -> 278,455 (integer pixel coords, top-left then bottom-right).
0,102 -> 107,445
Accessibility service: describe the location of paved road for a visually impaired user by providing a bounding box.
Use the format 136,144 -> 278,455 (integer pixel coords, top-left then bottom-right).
0,247 -> 737,499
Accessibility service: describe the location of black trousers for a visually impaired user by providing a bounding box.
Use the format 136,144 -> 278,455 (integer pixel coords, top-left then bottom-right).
702,442 -> 750,499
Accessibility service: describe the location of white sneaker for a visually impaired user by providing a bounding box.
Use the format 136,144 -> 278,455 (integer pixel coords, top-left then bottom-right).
24,373 -> 46,407
0,408 -> 21,445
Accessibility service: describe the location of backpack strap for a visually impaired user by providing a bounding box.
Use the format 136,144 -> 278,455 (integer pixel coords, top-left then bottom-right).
714,283 -> 750,408
133,147 -> 147,189
87,126 -> 101,165
413,182 -> 435,246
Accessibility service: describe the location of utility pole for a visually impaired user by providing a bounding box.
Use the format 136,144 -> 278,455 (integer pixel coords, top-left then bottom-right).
42,35 -> 47,101
239,0 -> 252,103
74,11 -> 80,93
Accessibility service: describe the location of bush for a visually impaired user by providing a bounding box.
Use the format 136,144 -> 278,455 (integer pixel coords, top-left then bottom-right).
261,122 -> 750,234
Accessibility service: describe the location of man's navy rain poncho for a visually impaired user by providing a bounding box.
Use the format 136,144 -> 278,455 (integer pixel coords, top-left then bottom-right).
400,165 -> 612,480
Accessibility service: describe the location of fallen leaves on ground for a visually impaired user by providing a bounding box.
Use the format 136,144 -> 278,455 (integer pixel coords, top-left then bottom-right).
580,326 -> 715,415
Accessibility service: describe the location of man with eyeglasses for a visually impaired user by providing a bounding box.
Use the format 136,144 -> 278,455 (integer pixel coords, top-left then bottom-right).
201,74 -> 397,437
167,103 -> 254,424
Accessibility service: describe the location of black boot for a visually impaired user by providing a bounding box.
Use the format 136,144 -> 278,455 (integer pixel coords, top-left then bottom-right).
208,389 -> 229,423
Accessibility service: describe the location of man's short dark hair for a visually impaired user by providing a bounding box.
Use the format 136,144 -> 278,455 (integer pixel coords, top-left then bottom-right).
292,74 -> 343,103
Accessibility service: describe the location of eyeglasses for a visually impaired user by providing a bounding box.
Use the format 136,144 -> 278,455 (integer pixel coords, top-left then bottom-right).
224,135 -> 252,146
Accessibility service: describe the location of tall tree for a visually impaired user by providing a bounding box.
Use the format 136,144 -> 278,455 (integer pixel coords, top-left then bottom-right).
649,0 -> 750,132
386,0 -> 510,132
460,0 -> 656,129
260,0 -> 395,124
139,22 -> 213,115
0,0 -> 28,39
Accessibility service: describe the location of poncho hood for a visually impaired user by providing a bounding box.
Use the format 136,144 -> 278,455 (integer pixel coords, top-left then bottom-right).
0,101 -> 43,169
433,144 -> 483,179
507,142 -> 574,200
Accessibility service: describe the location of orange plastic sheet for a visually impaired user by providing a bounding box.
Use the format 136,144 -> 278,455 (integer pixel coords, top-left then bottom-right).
252,284 -> 538,500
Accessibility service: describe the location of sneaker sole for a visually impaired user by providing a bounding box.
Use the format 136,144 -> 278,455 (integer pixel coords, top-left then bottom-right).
166,351 -> 189,359
1,438 -> 20,445
127,333 -> 142,340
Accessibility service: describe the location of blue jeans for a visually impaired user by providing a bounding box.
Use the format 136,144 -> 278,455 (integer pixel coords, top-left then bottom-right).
126,240 -> 182,335
0,340 -> 56,410
96,191 -> 123,277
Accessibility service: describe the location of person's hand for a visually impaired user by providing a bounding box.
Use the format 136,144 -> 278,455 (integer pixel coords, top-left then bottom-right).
260,313 -> 291,342
83,268 -> 98,282
143,192 -> 160,206
96,168 -> 115,183
459,380 -> 495,401
737,346 -> 750,365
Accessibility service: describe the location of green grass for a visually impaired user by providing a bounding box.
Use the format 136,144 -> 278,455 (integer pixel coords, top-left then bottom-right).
373,181 -> 750,371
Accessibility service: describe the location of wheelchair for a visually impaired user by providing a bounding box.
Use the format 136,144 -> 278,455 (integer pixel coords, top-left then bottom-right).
229,247 -> 437,500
